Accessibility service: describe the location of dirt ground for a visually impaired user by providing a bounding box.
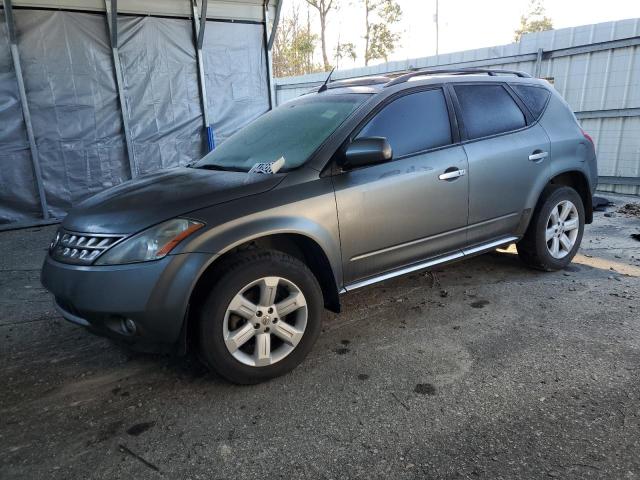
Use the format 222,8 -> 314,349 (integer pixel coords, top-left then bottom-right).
1,194 -> 639,480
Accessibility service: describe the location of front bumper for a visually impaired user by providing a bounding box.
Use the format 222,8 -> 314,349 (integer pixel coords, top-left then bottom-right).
41,252 -> 214,351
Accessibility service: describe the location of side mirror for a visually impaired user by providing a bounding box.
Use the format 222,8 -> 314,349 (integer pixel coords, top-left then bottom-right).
340,137 -> 393,170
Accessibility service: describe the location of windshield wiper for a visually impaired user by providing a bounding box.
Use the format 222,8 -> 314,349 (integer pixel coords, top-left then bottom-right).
192,164 -> 247,172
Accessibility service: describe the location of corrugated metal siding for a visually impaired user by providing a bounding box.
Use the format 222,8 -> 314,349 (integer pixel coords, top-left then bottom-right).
275,19 -> 640,195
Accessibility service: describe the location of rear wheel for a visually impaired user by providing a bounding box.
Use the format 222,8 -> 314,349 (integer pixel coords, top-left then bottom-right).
198,249 -> 322,384
517,185 -> 585,271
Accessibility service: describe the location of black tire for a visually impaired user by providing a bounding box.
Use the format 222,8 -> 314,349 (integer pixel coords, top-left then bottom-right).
198,249 -> 323,384
517,185 -> 585,271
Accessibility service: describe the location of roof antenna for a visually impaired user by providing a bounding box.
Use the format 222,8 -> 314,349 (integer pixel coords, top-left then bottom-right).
318,67 -> 336,93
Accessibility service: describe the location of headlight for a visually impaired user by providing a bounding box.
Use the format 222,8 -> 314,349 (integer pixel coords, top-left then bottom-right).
94,218 -> 203,265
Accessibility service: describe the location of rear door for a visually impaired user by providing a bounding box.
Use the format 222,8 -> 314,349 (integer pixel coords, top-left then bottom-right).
332,87 -> 469,286
450,83 -> 550,246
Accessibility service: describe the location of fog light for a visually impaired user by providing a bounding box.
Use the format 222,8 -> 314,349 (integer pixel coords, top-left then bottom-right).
121,318 -> 137,335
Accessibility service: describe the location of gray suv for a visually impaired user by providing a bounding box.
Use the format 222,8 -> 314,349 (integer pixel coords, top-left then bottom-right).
42,68 -> 597,383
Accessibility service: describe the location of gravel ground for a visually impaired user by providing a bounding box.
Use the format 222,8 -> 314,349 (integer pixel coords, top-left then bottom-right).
1,195 -> 639,480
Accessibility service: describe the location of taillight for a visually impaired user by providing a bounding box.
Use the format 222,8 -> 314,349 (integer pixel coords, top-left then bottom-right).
581,128 -> 595,147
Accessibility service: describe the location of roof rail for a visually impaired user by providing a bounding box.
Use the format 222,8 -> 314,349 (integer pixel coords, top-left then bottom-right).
384,68 -> 531,87
325,75 -> 392,89
307,75 -> 391,96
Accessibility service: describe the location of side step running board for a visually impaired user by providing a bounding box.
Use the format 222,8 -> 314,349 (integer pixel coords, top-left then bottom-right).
342,236 -> 518,293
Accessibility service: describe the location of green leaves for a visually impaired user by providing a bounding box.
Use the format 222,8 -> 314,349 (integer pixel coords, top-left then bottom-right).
273,5 -> 324,77
514,0 -> 553,42
335,41 -> 357,64
364,0 -> 403,66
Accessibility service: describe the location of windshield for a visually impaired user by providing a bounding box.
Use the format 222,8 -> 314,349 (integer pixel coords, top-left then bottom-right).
194,94 -> 368,172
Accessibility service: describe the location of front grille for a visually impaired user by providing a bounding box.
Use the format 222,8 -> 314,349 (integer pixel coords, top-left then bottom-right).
50,230 -> 124,265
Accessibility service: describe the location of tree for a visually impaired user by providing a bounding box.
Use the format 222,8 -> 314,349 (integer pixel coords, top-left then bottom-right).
364,0 -> 402,66
273,5 -> 322,77
305,0 -> 335,71
334,41 -> 357,69
514,0 -> 553,42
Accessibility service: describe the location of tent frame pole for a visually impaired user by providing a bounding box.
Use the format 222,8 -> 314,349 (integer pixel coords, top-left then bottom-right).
105,0 -> 137,178
263,0 -> 276,109
3,0 -> 49,219
192,0 -> 214,151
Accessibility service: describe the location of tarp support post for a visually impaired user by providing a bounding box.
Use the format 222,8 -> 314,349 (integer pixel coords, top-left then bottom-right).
263,0 -> 276,109
105,0 -> 137,178
3,0 -> 49,219
192,0 -> 213,152
267,0 -> 283,51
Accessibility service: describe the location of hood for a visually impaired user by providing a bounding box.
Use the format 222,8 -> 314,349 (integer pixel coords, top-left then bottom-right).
63,167 -> 285,234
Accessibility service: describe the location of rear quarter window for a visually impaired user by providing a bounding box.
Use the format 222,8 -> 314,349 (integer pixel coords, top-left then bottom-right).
510,84 -> 551,119
453,84 -> 526,140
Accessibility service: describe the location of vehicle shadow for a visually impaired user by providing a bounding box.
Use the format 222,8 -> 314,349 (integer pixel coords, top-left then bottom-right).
102,245 -> 639,384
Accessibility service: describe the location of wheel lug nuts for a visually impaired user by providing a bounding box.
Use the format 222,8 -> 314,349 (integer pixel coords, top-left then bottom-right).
265,327 -> 270,333
268,307 -> 274,314
256,311 -> 263,317
254,323 -> 260,329
273,318 -> 278,323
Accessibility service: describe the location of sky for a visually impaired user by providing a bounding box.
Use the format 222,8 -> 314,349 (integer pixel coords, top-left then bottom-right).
285,0 -> 640,69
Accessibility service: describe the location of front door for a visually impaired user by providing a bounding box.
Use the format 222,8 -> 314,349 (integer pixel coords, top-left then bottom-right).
332,88 -> 469,286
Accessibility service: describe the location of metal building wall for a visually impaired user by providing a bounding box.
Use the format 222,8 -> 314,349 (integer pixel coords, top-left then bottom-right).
0,4 -> 273,226
275,19 -> 640,195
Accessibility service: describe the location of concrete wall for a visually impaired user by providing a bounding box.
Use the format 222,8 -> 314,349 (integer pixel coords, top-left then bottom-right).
275,19 -> 640,195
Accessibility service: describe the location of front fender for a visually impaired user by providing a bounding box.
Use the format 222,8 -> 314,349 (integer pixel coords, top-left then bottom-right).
175,176 -> 343,288
194,217 -> 342,284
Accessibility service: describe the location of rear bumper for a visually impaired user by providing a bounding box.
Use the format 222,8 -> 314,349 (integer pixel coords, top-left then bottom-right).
41,252 -> 214,350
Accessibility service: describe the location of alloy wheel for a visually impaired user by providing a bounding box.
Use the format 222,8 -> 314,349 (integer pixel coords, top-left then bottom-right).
545,200 -> 579,259
222,276 -> 308,367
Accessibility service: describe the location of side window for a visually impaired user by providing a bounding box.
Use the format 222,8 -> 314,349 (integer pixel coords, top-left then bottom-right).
453,84 -> 526,139
510,84 -> 551,120
357,89 -> 452,158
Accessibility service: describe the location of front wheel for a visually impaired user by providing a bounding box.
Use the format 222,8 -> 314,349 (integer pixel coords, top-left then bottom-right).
198,249 -> 323,384
517,185 -> 585,271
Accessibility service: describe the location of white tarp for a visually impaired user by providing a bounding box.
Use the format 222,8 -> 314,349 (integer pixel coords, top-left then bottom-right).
118,15 -> 203,175
0,12 -> 42,223
0,9 -> 269,224
202,20 -> 270,145
14,11 -> 129,218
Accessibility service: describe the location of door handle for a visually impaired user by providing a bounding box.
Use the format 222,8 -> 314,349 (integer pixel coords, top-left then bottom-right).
529,151 -> 548,162
438,168 -> 466,181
